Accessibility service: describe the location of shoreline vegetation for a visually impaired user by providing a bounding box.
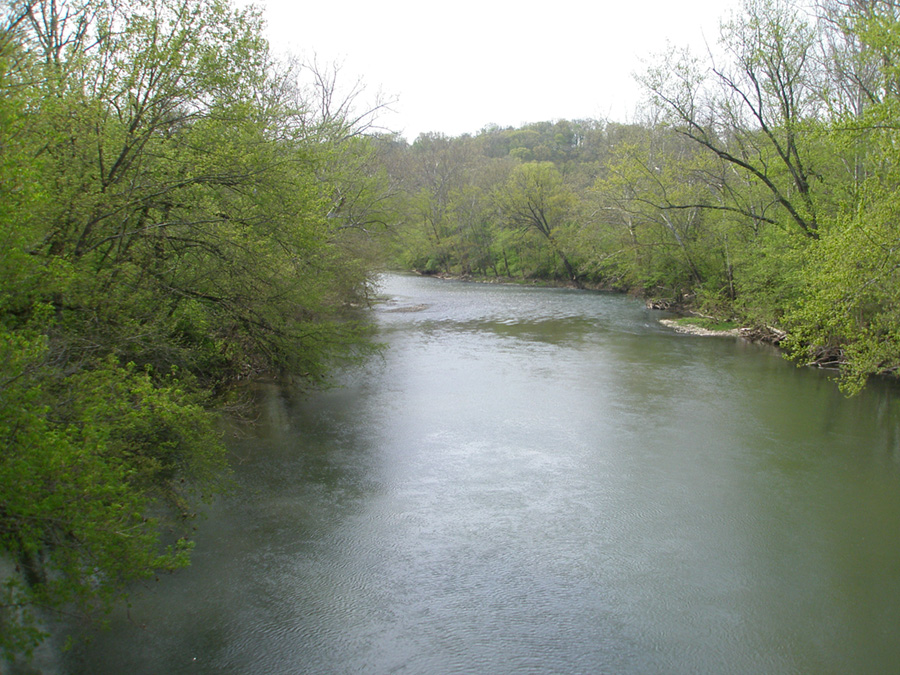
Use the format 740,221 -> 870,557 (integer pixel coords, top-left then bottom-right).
379,0 -> 900,397
0,0 -> 383,666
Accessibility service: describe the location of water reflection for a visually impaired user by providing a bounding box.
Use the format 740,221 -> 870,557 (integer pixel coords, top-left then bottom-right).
65,273 -> 900,675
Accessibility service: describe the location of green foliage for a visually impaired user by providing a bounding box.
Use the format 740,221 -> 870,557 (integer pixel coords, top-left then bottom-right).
494,162 -> 580,282
784,180 -> 900,393
0,0 -> 384,663
0,325 -> 221,661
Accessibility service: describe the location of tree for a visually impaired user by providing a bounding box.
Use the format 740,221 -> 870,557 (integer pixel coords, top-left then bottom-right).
642,0 -> 828,240
494,162 -> 581,283
781,0 -> 900,390
0,333 -> 224,660
389,132 -> 477,274
783,181 -> 900,392
589,125 -> 737,300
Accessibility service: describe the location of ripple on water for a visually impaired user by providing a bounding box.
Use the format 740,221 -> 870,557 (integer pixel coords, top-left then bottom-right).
68,273 -> 900,675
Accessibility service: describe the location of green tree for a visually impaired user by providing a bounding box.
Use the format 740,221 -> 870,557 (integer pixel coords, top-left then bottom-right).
642,0 -> 828,240
494,162 -> 581,283
784,180 -> 900,392
781,0 -> 900,390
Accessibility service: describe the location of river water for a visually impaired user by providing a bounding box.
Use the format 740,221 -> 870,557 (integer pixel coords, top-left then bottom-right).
64,273 -> 900,674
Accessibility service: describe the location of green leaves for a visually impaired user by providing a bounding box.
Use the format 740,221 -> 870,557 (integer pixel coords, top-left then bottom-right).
494,162 -> 581,282
784,179 -> 900,392
0,0 -> 383,663
0,327 -> 217,660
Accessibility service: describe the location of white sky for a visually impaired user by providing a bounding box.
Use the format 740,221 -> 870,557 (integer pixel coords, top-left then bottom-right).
253,0 -> 742,141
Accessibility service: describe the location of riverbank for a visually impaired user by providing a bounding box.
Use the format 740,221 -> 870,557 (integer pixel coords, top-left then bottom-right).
658,317 -> 789,344
409,270 -> 636,294
659,318 -> 741,337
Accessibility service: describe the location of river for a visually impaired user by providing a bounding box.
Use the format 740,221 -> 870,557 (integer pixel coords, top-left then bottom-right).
63,273 -> 900,674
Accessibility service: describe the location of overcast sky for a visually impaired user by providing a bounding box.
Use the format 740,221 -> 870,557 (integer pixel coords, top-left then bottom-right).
253,0 -> 741,141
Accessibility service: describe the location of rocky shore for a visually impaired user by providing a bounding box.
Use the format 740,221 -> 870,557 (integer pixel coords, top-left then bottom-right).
659,317 -> 788,346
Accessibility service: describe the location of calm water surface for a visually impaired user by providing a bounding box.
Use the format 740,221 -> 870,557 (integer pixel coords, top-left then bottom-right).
64,274 -> 900,674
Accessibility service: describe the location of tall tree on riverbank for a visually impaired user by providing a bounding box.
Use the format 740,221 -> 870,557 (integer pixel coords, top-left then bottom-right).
638,0 -> 900,387
782,0 -> 900,391
494,162 -> 582,284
